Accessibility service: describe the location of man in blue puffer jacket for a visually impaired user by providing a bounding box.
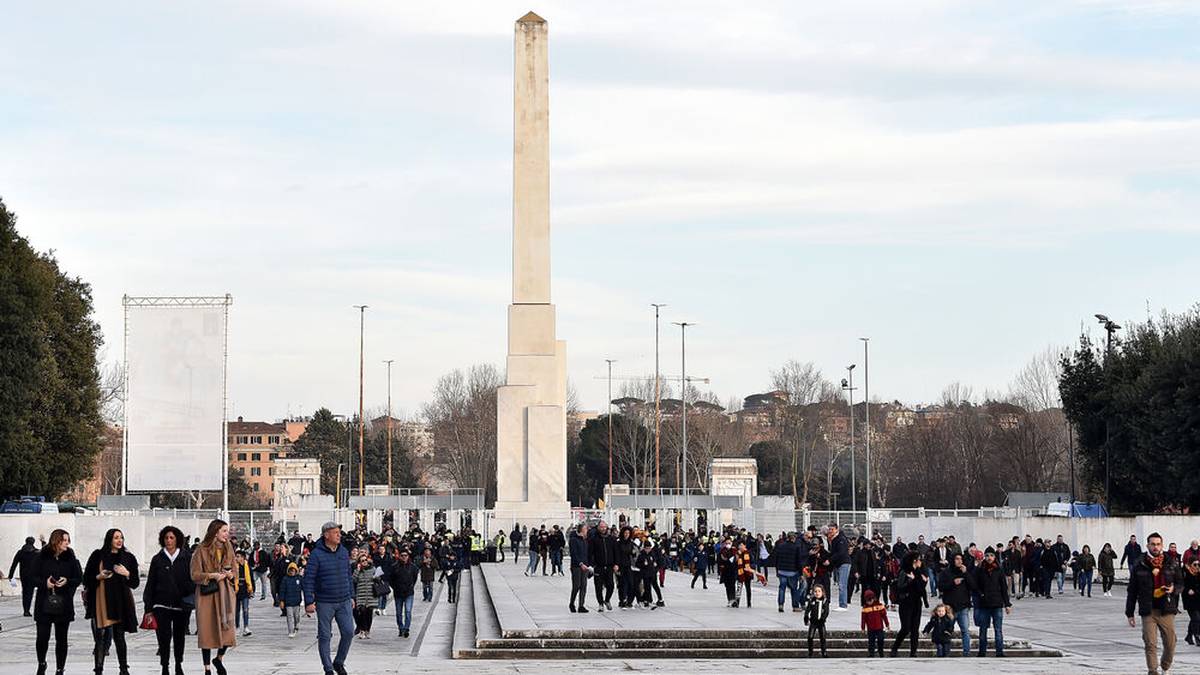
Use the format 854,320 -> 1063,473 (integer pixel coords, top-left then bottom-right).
303,522 -> 355,675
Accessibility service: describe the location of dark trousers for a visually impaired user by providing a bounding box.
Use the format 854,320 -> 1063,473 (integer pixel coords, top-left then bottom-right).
447,575 -> 460,603
868,628 -> 885,656
807,622 -> 827,655
93,626 -> 128,670
891,602 -> 922,656
723,577 -> 737,602
593,568 -> 613,604
35,620 -> 69,670
641,573 -> 662,604
154,608 -> 187,667
691,567 -> 707,588
618,568 -> 635,605
1102,574 -> 1115,593
353,605 -> 373,633
570,567 -> 589,609
21,580 -> 35,615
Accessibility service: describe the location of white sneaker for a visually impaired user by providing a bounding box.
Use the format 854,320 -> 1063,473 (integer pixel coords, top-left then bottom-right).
288,631 -> 296,639
242,629 -> 252,636
833,606 -> 848,611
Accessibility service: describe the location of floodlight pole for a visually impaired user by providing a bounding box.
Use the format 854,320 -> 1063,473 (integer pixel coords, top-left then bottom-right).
652,303 -> 667,490
354,305 -> 368,496
861,337 -> 870,536
606,359 -> 617,489
384,359 -> 394,492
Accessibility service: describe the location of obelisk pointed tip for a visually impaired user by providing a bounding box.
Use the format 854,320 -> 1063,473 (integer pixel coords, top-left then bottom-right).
517,11 -> 546,25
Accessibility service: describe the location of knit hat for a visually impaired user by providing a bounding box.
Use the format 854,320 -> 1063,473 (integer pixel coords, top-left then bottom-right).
287,562 -> 298,573
984,546 -> 996,556
863,589 -> 876,601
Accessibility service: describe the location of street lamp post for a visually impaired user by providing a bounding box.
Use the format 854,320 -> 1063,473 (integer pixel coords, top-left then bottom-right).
606,358 -> 617,490
354,305 -> 368,496
842,365 -> 857,515
672,321 -> 693,495
336,463 -> 346,509
652,303 -> 667,491
384,359 -> 394,492
860,337 -> 871,534
1095,313 -> 1121,511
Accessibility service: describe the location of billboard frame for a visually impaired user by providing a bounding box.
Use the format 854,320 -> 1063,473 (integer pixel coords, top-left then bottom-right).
122,294 -> 233,514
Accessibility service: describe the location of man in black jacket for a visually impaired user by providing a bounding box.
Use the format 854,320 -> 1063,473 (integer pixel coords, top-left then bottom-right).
938,553 -> 975,656
1126,532 -> 1180,675
827,524 -> 851,610
974,548 -> 1012,657
1051,535 -> 1071,595
588,522 -> 617,612
568,524 -> 592,613
1122,534 -> 1144,574
774,533 -> 801,613
8,537 -> 38,616
389,550 -> 419,638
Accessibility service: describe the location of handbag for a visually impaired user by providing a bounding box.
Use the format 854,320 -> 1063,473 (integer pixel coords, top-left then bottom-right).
140,611 -> 158,630
43,589 -> 66,616
372,578 -> 390,597
199,579 -> 220,596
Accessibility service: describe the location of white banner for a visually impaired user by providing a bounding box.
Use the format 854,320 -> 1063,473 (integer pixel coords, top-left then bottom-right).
125,304 -> 227,491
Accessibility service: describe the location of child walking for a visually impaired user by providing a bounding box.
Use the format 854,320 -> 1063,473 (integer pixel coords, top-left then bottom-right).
921,603 -> 956,657
860,589 -> 890,657
278,562 -> 303,637
234,550 -> 254,636
804,585 -> 830,657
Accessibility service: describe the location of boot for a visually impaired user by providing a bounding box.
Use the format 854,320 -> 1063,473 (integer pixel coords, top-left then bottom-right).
37,663 -> 47,675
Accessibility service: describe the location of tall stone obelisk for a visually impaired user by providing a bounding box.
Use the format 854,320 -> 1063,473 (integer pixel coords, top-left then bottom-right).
494,11 -> 570,517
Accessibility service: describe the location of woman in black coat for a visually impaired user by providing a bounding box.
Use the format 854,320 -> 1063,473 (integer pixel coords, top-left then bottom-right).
144,525 -> 194,675
32,529 -> 82,675
84,528 -> 140,675
890,551 -> 930,657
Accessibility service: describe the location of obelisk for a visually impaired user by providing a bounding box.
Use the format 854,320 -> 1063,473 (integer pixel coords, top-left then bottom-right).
494,11 -> 570,518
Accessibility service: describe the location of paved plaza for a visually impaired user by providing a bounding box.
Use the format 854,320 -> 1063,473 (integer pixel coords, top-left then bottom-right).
2,561 -> 1197,674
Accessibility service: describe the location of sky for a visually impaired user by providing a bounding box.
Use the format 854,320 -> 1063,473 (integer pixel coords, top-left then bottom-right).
2,1 -> 1199,421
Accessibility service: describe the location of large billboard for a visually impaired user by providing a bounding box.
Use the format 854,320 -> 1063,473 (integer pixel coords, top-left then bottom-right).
124,298 -> 229,491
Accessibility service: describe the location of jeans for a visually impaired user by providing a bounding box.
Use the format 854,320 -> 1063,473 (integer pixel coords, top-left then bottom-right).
1079,570 -> 1094,596
254,570 -> 269,599
551,549 -> 564,574
977,606 -> 1005,656
777,571 -> 800,608
395,593 -> 414,631
929,569 -> 939,596
422,581 -> 433,601
526,551 -> 540,575
935,642 -> 950,657
236,596 -> 250,629
570,567 -> 589,608
954,607 -> 972,655
1056,570 -> 1065,593
836,563 -> 852,607
316,599 -> 355,673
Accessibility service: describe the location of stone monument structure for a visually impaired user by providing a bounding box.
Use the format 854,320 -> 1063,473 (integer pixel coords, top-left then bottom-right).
494,12 -> 570,519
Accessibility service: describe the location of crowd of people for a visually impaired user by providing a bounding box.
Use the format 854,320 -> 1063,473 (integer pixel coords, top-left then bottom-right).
2,520 -> 485,675
5,519 -> 1200,673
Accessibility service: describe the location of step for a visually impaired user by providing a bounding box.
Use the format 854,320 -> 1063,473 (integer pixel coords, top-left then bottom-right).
450,569 -> 476,658
475,637 -> 1032,650
455,647 -> 1062,659
471,562 -> 502,642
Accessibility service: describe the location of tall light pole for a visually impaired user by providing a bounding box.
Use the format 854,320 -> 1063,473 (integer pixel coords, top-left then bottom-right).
860,337 -> 871,532
605,359 -> 617,490
336,463 -> 346,509
672,321 -> 693,494
354,305 -> 368,496
841,365 -> 857,514
1096,313 -> 1121,510
384,359 -> 394,492
652,303 -> 667,491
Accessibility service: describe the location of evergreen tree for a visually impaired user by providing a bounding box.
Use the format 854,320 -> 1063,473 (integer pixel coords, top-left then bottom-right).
291,407 -> 350,496
0,198 -> 104,499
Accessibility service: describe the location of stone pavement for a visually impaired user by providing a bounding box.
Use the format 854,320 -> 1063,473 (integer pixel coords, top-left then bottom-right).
1,565 -> 1197,673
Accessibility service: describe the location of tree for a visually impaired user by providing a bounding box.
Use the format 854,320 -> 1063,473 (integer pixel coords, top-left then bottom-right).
1060,308 -> 1200,512
362,421 -> 418,489
423,364 -> 501,504
0,198 -> 105,499
291,408 -> 350,496
571,416 -> 614,506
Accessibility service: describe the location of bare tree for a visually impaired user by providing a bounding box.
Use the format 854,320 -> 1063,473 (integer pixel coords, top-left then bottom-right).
422,364 -> 502,503
941,382 -> 975,407
1009,346 -> 1065,411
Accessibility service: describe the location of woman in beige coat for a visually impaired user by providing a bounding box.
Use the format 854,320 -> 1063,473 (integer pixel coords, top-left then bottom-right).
190,520 -> 237,675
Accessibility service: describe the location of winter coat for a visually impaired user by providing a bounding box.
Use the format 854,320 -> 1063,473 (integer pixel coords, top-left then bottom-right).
588,532 -> 617,569
1099,549 -> 1117,575
235,561 -> 254,600
1183,569 -> 1200,612
922,614 -> 955,644
144,548 -> 195,612
937,563 -> 974,612
803,593 -> 829,626
1121,541 -> 1143,567
636,550 -> 658,578
352,565 -> 376,606
302,540 -> 353,605
390,561 -> 419,598
83,547 -> 140,634
32,548 -> 82,623
568,531 -> 589,569
1076,553 -> 1096,573
1126,553 -> 1181,617
9,543 -> 39,581
419,557 -> 439,583
860,601 -> 890,631
828,533 -> 850,567
190,541 -> 237,650
853,547 -> 878,581
974,562 -> 1011,609
773,539 -> 800,574
279,575 -> 303,607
